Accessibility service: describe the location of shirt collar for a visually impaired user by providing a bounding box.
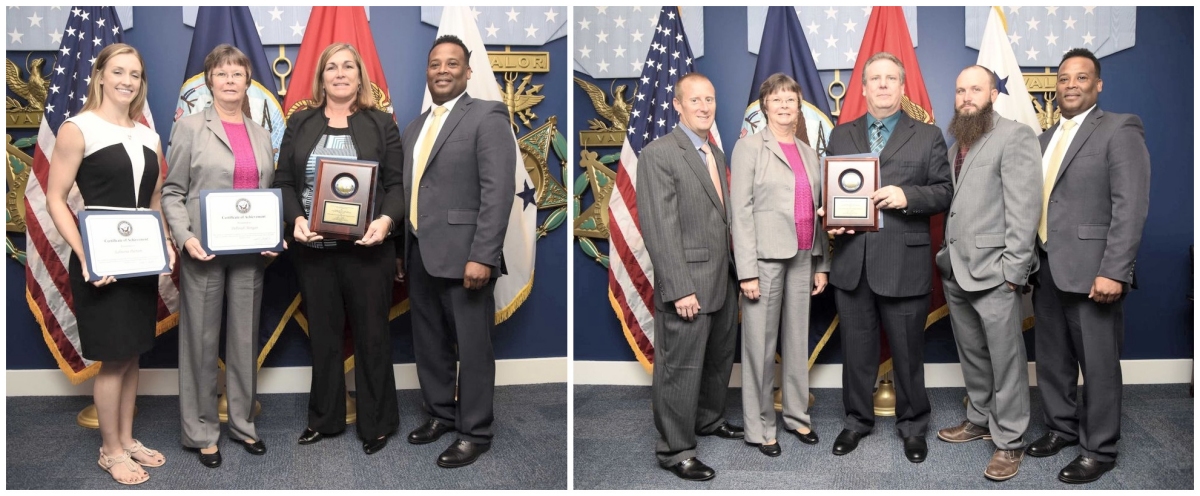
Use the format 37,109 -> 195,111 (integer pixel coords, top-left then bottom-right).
1060,104 -> 1096,128
678,123 -> 707,151
431,92 -> 465,115
867,110 -> 902,131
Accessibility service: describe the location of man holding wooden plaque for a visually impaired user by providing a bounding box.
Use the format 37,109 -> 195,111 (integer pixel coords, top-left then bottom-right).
822,52 -> 952,464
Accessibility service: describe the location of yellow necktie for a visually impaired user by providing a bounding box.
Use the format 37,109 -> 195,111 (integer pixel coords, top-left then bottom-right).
411,105 -> 447,231
700,142 -> 723,206
1039,119 -> 1077,243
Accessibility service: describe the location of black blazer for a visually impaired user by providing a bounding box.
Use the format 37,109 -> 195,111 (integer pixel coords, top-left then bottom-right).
825,111 -> 953,297
273,106 -> 406,245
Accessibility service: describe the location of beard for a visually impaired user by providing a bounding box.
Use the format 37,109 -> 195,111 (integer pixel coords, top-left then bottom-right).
949,100 -> 994,149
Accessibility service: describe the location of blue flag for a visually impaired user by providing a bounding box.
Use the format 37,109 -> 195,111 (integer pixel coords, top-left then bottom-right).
741,6 -> 833,154
175,6 -> 285,152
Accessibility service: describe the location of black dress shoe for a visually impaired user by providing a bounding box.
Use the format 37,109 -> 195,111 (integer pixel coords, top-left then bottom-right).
408,418 -> 454,445
698,422 -> 744,439
298,428 -> 323,445
1058,455 -> 1115,484
903,436 -> 928,463
1026,432 -> 1079,458
233,438 -> 267,455
197,448 -> 222,468
747,441 -> 782,457
664,457 -> 716,481
363,435 -> 388,455
436,439 -> 491,468
832,429 -> 866,456
790,428 -> 819,445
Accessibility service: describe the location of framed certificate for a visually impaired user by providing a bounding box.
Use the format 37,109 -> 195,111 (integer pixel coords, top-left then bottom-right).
823,154 -> 881,232
309,156 -> 378,240
77,209 -> 171,281
199,189 -> 285,255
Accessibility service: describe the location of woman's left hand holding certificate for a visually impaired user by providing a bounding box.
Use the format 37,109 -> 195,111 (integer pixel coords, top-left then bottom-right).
77,210 -> 172,282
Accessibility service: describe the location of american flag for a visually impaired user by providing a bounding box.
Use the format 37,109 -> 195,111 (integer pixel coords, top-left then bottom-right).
606,7 -> 721,371
24,7 -> 178,384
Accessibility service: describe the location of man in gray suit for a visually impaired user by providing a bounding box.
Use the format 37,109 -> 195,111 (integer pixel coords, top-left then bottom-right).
638,72 -> 742,481
1026,48 -> 1150,484
400,35 -> 516,468
933,65 -> 1041,481
824,52 -> 953,463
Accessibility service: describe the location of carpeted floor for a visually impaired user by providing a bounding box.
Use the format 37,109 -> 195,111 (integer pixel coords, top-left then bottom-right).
7,384 -> 566,490
573,384 -> 1193,490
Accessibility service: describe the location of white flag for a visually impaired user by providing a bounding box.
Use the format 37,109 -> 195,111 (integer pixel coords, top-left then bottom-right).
977,6 -> 1041,133
425,6 -> 538,322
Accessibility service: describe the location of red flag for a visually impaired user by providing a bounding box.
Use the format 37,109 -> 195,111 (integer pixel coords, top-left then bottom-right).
279,7 -> 407,371
836,7 -> 947,372
838,7 -> 935,124
282,7 -> 393,117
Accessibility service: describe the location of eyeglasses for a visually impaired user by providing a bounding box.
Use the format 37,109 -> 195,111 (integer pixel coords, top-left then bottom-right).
212,71 -> 246,81
767,97 -> 798,107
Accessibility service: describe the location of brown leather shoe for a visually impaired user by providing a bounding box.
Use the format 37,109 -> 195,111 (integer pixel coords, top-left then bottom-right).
937,420 -> 992,443
984,448 -> 1023,481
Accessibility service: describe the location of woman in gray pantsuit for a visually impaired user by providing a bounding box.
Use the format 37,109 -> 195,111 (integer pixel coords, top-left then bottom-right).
162,44 -> 279,468
730,74 -> 830,457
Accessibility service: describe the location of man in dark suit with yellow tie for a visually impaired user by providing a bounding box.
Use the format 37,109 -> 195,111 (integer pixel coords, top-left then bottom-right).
399,34 -> 516,468
1026,48 -> 1150,484
824,52 -> 953,463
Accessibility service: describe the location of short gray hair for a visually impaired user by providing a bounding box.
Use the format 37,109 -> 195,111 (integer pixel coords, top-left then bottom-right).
861,51 -> 906,85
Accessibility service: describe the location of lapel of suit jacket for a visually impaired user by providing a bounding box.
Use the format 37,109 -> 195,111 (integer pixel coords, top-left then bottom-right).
673,127 -> 726,220
950,114 -> 997,199
1053,107 -> 1103,186
762,131 -> 790,170
880,112 -> 915,163
249,122 -> 275,188
425,93 -> 473,171
798,141 -> 822,209
847,116 -> 871,153
203,106 -> 234,157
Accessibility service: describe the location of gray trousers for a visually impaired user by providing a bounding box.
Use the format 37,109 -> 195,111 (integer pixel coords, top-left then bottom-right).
1033,249 -> 1124,462
653,277 -> 738,467
741,254 -> 814,444
943,276 -> 1030,449
178,253 -> 263,448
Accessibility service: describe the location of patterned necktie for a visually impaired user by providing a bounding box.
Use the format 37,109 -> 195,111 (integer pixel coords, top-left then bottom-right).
954,145 -> 968,181
870,120 -> 885,154
1038,119 -> 1078,243
700,142 -> 723,206
411,105 -> 447,231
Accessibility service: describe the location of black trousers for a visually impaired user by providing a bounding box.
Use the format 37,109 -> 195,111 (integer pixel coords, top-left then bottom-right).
1033,248 -> 1124,462
292,241 -> 399,440
834,270 -> 932,438
408,237 -> 497,444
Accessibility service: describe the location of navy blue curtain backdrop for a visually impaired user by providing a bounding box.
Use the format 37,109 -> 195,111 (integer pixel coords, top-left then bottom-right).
573,6 -> 1194,363
6,6 -> 568,370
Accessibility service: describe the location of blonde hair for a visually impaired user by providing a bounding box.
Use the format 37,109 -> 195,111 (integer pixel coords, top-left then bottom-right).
80,43 -> 148,120
310,43 -> 375,111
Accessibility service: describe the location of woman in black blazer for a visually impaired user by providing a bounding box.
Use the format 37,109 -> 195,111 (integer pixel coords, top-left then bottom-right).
272,42 -> 405,455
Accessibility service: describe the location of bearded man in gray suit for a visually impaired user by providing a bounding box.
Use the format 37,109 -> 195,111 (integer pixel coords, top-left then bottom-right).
1026,48 -> 1150,485
637,73 -> 743,482
933,65 -> 1042,482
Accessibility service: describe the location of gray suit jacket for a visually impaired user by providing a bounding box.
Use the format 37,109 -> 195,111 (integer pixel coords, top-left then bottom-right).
1038,107 -> 1150,293
163,107 -> 276,248
935,113 -> 1041,291
637,126 -> 733,314
729,130 -> 830,280
401,93 -> 516,279
826,111 -> 953,297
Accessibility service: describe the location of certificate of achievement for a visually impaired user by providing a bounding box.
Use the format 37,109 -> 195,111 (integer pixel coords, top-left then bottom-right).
78,209 -> 171,281
199,189 -> 284,255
